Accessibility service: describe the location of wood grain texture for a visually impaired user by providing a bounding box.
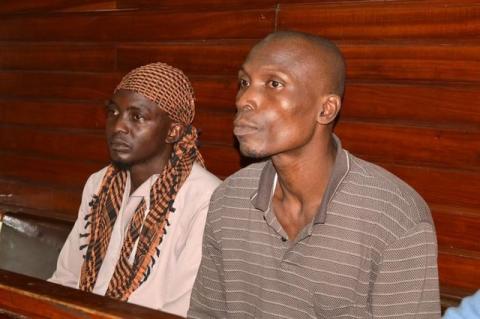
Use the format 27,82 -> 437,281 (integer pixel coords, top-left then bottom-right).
201,144 -> 243,178
0,44 -> 115,72
0,152 -> 103,188
117,0 -> 278,9
433,205 -> 480,252
0,71 -> 119,100
0,269 -> 181,319
0,99 -> 106,129
342,82 -> 480,127
58,1 -> 117,12
117,41 -> 253,75
336,120 -> 480,170
0,178 -> 81,220
193,110 -> 235,145
0,126 -> 108,162
0,9 -> 275,42
116,0 -> 398,10
438,248 -> 480,291
278,1 -> 480,40
192,77 -> 238,112
0,0 -> 110,14
340,41 -> 480,83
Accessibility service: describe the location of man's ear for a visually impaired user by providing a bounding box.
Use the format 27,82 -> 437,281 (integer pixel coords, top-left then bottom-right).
165,123 -> 185,143
317,94 -> 341,125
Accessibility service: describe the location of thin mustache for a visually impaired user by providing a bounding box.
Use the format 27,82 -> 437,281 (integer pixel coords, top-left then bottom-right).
109,135 -> 131,146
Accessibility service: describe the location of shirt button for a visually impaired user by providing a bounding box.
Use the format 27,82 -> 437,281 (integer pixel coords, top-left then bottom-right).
281,237 -> 287,242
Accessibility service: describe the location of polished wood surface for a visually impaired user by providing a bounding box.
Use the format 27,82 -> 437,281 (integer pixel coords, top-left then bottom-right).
0,269 -> 181,318
0,43 -> 115,72
0,10 -> 274,42
0,0 -> 113,14
278,1 -> 480,39
0,0 -> 478,308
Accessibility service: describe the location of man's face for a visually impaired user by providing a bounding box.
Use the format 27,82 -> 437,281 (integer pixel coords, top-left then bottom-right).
105,89 -> 173,168
234,39 -> 327,159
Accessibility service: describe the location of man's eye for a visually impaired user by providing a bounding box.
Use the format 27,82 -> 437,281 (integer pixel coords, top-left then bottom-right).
132,113 -> 145,122
268,80 -> 283,88
239,79 -> 249,88
106,108 -> 119,117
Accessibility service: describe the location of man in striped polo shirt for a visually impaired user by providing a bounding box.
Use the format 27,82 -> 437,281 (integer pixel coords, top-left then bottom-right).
188,31 -> 440,318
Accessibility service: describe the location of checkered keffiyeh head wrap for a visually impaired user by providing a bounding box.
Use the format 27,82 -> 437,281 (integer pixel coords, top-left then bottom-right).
79,62 -> 204,300
114,62 -> 195,126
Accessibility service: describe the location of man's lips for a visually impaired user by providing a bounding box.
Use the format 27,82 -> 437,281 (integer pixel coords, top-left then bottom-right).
109,139 -> 131,151
233,119 -> 258,137
233,124 -> 259,137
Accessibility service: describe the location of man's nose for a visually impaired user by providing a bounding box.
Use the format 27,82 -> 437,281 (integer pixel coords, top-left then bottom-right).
236,86 -> 258,113
111,115 -> 129,134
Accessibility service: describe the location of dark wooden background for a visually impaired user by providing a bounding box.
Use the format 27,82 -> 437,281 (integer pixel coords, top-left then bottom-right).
0,0 -> 479,305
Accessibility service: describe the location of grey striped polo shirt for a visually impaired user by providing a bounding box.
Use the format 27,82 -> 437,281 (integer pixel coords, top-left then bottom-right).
189,138 -> 440,318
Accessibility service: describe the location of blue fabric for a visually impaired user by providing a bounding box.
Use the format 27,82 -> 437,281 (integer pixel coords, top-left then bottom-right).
444,290 -> 480,319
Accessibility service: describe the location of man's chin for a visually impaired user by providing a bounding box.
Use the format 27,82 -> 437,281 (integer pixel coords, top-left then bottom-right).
111,160 -> 131,170
240,145 -> 267,159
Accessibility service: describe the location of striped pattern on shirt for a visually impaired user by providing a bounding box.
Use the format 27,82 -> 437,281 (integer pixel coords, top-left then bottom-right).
188,142 -> 440,319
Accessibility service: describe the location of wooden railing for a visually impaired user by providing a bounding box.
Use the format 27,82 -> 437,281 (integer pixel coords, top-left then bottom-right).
0,269 -> 181,319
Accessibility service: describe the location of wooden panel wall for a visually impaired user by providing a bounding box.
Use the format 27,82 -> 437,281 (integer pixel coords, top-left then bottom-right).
0,0 -> 478,304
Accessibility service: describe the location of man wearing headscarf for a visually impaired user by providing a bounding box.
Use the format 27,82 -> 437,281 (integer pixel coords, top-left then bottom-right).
50,62 -> 220,317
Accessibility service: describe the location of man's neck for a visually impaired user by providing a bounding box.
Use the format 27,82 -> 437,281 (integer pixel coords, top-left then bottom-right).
128,154 -> 172,194
270,135 -> 337,240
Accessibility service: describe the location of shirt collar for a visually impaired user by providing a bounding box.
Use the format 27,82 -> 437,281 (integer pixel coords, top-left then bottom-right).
250,134 -> 350,224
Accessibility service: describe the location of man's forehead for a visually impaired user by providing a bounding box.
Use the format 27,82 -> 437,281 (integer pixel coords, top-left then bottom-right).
243,37 -> 325,76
